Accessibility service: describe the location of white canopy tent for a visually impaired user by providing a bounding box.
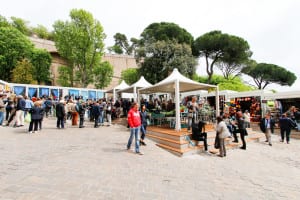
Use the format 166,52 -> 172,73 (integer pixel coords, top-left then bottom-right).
138,68 -> 219,131
106,80 -> 132,103
117,76 -> 152,102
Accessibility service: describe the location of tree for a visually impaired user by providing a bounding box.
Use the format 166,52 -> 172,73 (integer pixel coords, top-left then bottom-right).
139,40 -> 196,84
195,74 -> 253,92
140,22 -> 194,47
121,68 -> 139,85
10,16 -> 31,36
242,62 -> 297,89
57,65 -> 72,87
194,30 -> 252,83
0,27 -> 34,81
32,25 -> 51,39
0,15 -> 11,27
108,33 -> 133,55
53,9 -> 106,87
12,59 -> 35,84
30,48 -> 52,84
93,61 -> 114,89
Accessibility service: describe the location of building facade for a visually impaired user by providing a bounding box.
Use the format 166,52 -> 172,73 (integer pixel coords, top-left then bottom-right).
29,37 -> 138,90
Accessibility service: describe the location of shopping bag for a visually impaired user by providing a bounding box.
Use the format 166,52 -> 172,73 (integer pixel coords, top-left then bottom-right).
25,113 -> 31,123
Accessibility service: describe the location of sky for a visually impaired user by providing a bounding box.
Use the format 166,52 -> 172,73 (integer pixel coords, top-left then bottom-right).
1,0 -> 300,91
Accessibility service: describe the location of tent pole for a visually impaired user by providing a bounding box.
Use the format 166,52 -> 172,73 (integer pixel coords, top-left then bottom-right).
175,79 -> 181,131
215,85 -> 220,117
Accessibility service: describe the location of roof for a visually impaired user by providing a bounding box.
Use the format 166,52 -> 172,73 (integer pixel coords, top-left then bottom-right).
117,76 -> 152,94
106,80 -> 129,93
139,68 -> 217,94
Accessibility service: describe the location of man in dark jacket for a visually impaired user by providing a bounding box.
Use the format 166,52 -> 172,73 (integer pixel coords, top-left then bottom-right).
92,102 -> 101,128
56,100 -> 66,129
259,113 -> 276,146
15,95 -> 26,127
77,101 -> 86,128
233,111 -> 247,150
279,113 -> 296,144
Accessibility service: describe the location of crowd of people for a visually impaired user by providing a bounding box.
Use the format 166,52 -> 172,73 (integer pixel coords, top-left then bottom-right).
1,92 -> 299,158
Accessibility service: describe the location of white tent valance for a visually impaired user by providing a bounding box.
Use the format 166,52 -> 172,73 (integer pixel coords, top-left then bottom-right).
138,68 -> 219,131
117,76 -> 152,101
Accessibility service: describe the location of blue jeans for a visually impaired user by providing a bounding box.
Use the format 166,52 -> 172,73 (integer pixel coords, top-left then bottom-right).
98,111 -> 104,125
127,126 -> 140,153
0,111 -> 4,125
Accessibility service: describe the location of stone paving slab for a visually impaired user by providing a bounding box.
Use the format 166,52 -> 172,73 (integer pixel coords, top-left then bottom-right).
0,117 -> 300,200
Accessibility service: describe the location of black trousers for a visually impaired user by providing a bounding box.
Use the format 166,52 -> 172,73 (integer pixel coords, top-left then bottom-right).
94,115 -> 99,127
29,119 -> 39,132
192,132 -> 208,151
280,128 -> 291,142
79,115 -> 84,127
233,129 -> 247,149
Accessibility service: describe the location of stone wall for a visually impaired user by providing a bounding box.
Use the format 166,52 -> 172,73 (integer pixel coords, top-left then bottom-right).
29,37 -> 138,89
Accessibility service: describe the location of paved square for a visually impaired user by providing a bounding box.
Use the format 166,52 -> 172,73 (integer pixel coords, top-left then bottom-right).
0,118 -> 300,200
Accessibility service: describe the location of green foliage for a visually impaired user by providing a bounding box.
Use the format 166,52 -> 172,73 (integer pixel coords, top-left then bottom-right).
93,61 -> 114,89
138,40 -> 196,84
10,16 -> 31,35
0,15 -> 11,27
140,22 -> 194,47
121,68 -> 139,85
194,30 -> 252,83
53,9 -> 106,87
30,48 -> 52,84
242,62 -> 297,89
0,26 -> 34,81
108,33 -> 133,55
32,25 -> 51,39
57,65 -> 72,87
12,59 -> 35,84
195,74 -> 254,92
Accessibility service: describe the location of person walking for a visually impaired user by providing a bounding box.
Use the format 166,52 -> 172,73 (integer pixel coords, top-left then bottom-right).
187,96 -> 198,132
15,95 -> 26,127
216,116 -> 230,157
259,113 -> 275,146
106,102 -> 112,126
244,110 -> 251,128
279,113 -> 296,144
56,100 -> 66,129
77,100 -> 86,128
234,111 -> 247,150
92,102 -> 101,128
0,94 -> 6,126
28,102 -> 44,133
127,102 -> 143,155
139,104 -> 148,146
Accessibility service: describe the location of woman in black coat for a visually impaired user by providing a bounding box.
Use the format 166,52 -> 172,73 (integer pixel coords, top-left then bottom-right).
28,102 -> 44,133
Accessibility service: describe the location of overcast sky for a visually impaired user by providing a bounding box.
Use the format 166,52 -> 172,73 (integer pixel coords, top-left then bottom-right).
1,0 -> 299,91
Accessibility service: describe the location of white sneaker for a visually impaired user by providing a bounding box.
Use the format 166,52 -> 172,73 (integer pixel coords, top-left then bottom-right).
29,131 -> 33,134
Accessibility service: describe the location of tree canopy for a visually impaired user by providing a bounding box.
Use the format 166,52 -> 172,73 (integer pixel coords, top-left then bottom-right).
194,30 -> 252,83
108,33 -> 133,55
93,61 -> 114,89
121,68 -> 139,85
53,9 -> 106,87
30,48 -> 52,85
195,74 -> 253,92
140,22 -> 194,47
138,40 -> 196,84
242,62 -> 297,89
0,26 -> 34,81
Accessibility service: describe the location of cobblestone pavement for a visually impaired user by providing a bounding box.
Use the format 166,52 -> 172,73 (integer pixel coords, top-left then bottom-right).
0,117 -> 300,200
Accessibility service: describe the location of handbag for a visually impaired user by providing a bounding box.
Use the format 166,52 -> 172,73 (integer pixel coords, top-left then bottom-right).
25,113 -> 31,123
